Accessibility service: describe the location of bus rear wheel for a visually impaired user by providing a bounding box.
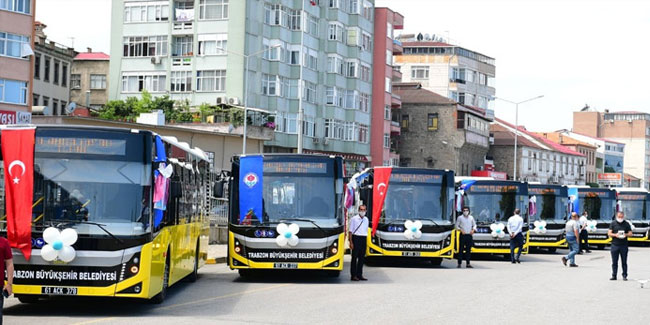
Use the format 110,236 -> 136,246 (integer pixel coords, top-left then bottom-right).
16,295 -> 41,304
152,255 -> 170,304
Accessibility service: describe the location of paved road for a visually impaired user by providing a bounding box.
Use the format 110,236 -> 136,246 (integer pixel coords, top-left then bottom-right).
4,247 -> 650,324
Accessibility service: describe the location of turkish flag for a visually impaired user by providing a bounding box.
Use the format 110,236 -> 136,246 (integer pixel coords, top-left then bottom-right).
1,128 -> 35,260
371,167 -> 392,236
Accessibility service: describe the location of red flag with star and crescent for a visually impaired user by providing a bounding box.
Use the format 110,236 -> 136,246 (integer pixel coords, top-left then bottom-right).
371,167 -> 392,236
1,128 -> 35,260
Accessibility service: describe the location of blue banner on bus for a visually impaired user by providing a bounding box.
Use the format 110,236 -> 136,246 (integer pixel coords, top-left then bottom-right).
239,156 -> 264,224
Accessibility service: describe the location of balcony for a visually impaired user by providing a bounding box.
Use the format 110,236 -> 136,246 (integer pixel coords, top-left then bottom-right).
391,65 -> 402,82
173,21 -> 194,34
392,39 -> 403,54
390,121 -> 401,135
173,5 -> 194,35
391,93 -> 402,108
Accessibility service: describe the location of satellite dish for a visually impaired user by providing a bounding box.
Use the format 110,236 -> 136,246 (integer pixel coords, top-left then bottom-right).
66,102 -> 77,114
416,33 -> 423,41
424,33 -> 430,40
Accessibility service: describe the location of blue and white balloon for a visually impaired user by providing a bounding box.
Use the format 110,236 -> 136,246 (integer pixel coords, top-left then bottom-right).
41,227 -> 78,263
275,223 -> 300,247
403,220 -> 422,240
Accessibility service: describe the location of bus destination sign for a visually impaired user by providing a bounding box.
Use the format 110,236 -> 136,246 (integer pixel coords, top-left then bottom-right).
36,137 -> 127,155
264,162 -> 327,174
529,187 -> 560,195
391,173 -> 442,184
469,185 -> 520,193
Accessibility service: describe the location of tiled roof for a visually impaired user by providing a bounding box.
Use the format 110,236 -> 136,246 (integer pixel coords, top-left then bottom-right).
393,83 -> 455,105
74,52 -> 110,60
561,130 -> 625,145
494,118 -> 585,157
535,132 -> 597,149
491,124 -> 544,149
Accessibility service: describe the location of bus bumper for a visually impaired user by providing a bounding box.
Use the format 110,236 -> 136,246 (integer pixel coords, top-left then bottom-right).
365,230 -> 455,258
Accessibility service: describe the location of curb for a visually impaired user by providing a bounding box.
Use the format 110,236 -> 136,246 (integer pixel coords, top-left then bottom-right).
206,257 -> 227,264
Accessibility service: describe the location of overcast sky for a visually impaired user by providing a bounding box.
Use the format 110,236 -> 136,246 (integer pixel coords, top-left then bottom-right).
36,0 -> 650,131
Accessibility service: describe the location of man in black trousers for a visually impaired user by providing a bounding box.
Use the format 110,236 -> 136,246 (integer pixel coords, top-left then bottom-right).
608,211 -> 633,281
349,205 -> 369,281
456,207 -> 477,268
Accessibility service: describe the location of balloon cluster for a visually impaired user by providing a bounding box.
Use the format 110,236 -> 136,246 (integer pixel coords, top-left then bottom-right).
41,227 -> 78,263
490,223 -> 506,238
533,220 -> 547,234
403,220 -> 422,240
586,220 -> 598,233
275,223 -> 300,247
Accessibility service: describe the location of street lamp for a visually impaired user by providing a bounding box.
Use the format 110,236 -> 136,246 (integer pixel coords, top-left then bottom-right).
217,45 -> 280,155
494,95 -> 544,181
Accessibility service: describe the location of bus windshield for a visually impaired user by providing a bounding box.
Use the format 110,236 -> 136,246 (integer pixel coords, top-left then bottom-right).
262,174 -> 338,227
619,200 -> 645,220
383,182 -> 452,224
532,194 -> 568,221
465,193 -> 521,224
582,196 -> 615,221
35,158 -> 151,237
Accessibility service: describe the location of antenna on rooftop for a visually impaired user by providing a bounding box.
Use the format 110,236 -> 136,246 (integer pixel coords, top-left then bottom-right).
580,104 -> 590,112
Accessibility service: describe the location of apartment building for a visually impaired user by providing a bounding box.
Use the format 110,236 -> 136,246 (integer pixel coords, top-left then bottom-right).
370,7 -> 403,167
0,0 -> 35,124
536,132 -> 598,184
32,21 -> 77,115
70,48 -> 110,110
394,33 -> 495,116
573,110 -> 650,188
109,0 -> 375,173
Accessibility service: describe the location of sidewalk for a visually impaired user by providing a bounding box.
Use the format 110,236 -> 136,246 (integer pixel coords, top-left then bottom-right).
206,244 -> 227,264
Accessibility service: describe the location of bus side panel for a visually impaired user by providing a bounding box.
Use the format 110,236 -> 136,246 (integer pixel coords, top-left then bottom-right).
169,222 -> 195,286
147,228 -> 173,298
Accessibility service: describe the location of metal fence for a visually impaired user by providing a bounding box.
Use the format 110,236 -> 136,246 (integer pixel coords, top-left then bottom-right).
208,197 -> 229,226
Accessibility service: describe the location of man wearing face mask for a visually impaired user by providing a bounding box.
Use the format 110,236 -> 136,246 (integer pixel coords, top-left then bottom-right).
456,207 -> 477,268
348,205 -> 369,281
608,211 -> 633,281
579,211 -> 591,254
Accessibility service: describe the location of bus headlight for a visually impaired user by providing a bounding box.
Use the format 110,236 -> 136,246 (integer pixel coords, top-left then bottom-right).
130,266 -> 139,274
331,247 -> 338,254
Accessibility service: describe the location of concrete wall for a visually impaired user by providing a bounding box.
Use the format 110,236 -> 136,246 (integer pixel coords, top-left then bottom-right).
70,59 -> 109,108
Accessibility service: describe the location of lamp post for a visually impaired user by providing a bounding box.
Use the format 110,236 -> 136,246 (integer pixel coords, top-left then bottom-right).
494,95 -> 544,181
217,45 -> 280,155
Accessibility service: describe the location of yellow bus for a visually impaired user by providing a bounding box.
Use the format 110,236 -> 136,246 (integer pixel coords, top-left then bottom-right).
227,154 -> 345,277
568,186 -> 616,249
614,188 -> 650,243
1,126 -> 209,303
527,184 -> 569,252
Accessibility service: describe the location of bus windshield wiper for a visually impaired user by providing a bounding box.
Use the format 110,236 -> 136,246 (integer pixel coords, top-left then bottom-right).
279,218 -> 325,235
54,220 -> 124,244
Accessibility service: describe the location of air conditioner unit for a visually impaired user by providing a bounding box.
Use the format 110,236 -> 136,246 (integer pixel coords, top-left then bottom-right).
312,137 -> 320,144
216,96 -> 227,105
323,138 -> 330,145
151,56 -> 162,65
228,97 -> 241,106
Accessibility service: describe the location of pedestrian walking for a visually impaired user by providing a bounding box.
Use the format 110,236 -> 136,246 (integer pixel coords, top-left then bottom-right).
348,205 -> 369,281
609,211 -> 633,281
455,207 -> 476,268
562,212 -> 580,267
0,235 -> 14,325
507,208 -> 525,264
579,211 -> 591,253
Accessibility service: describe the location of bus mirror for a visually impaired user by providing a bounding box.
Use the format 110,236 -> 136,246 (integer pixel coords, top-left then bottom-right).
214,181 -> 225,198
336,179 -> 343,194
170,181 -> 182,199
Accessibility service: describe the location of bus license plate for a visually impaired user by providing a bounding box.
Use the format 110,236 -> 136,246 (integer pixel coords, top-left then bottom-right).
41,286 -> 78,295
273,263 -> 298,269
402,251 -> 421,257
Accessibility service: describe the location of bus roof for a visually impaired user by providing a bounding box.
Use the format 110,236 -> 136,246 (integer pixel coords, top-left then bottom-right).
455,176 -> 495,182
613,187 -> 649,193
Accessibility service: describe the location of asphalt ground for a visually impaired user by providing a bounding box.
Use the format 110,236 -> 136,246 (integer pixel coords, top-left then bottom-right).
3,247 -> 650,324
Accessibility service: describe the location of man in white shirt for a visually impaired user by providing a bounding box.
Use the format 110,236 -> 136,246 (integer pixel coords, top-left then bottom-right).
507,208 -> 525,264
579,211 -> 591,253
455,207 -> 477,268
348,205 -> 369,281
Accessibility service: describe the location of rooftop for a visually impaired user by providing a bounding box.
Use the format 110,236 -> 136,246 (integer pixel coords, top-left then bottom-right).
75,52 -> 110,60
393,83 -> 455,105
535,132 -> 597,149
494,118 -> 585,157
554,129 -> 625,145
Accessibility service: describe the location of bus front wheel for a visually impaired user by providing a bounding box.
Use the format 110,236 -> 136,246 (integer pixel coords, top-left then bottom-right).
152,255 -> 170,304
429,258 -> 442,267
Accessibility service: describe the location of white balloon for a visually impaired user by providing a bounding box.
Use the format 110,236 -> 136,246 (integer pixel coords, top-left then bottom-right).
288,235 -> 299,246
60,228 -> 78,246
43,227 -> 61,245
413,220 -> 422,229
59,246 -> 76,262
288,223 -> 300,235
276,223 -> 289,234
41,245 -> 58,261
490,224 -> 497,231
276,235 -> 288,247
498,231 -> 506,238
414,230 -> 422,239
404,230 -> 413,239
491,232 -> 498,238
404,220 -> 414,229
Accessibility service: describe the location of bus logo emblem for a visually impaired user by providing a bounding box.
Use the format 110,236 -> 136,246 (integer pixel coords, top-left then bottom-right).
244,173 -> 259,188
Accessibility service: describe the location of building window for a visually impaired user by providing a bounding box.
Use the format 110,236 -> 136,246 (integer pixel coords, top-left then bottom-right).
303,81 -> 317,103
196,70 -> 226,92
90,74 -> 107,89
33,93 -> 39,106
360,64 -> 371,82
199,0 -> 229,20
52,99 -> 59,116
123,36 -> 169,57
401,114 -> 409,130
427,113 -> 439,131
386,22 -> 394,40
0,0 -> 31,14
71,74 -> 81,89
304,48 -> 318,70
359,93 -> 370,112
61,63 -> 68,87
361,32 -> 372,52
344,60 -> 358,78
326,87 -> 342,106
288,9 -> 302,30
383,134 -> 390,148
262,74 -> 278,96
411,66 -> 429,79
307,14 -> 319,36
384,106 -> 391,120
362,1 -> 373,21
172,36 -> 193,56
198,34 -> 227,55
170,71 -> 192,92
328,0 -> 339,8
124,2 -> 169,23
264,4 -> 288,27
42,96 -> 49,108
52,60 -> 59,84
43,56 -> 50,82
344,90 -> 358,109
328,22 -> 344,42
358,124 -> 369,143
61,101 -> 67,112
386,49 -> 393,65
121,72 -> 166,93
34,54 -> 40,79
385,77 -> 391,93
0,78 -> 28,105
327,55 -> 343,74
348,0 -> 360,14
302,116 -> 315,137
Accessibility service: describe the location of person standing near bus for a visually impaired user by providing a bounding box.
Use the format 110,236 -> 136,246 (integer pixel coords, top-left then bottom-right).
349,205 -> 369,281
456,207 -> 476,268
562,212 -> 580,267
608,211 -> 633,281
579,211 -> 591,254
507,209 -> 525,264
0,235 -> 14,324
